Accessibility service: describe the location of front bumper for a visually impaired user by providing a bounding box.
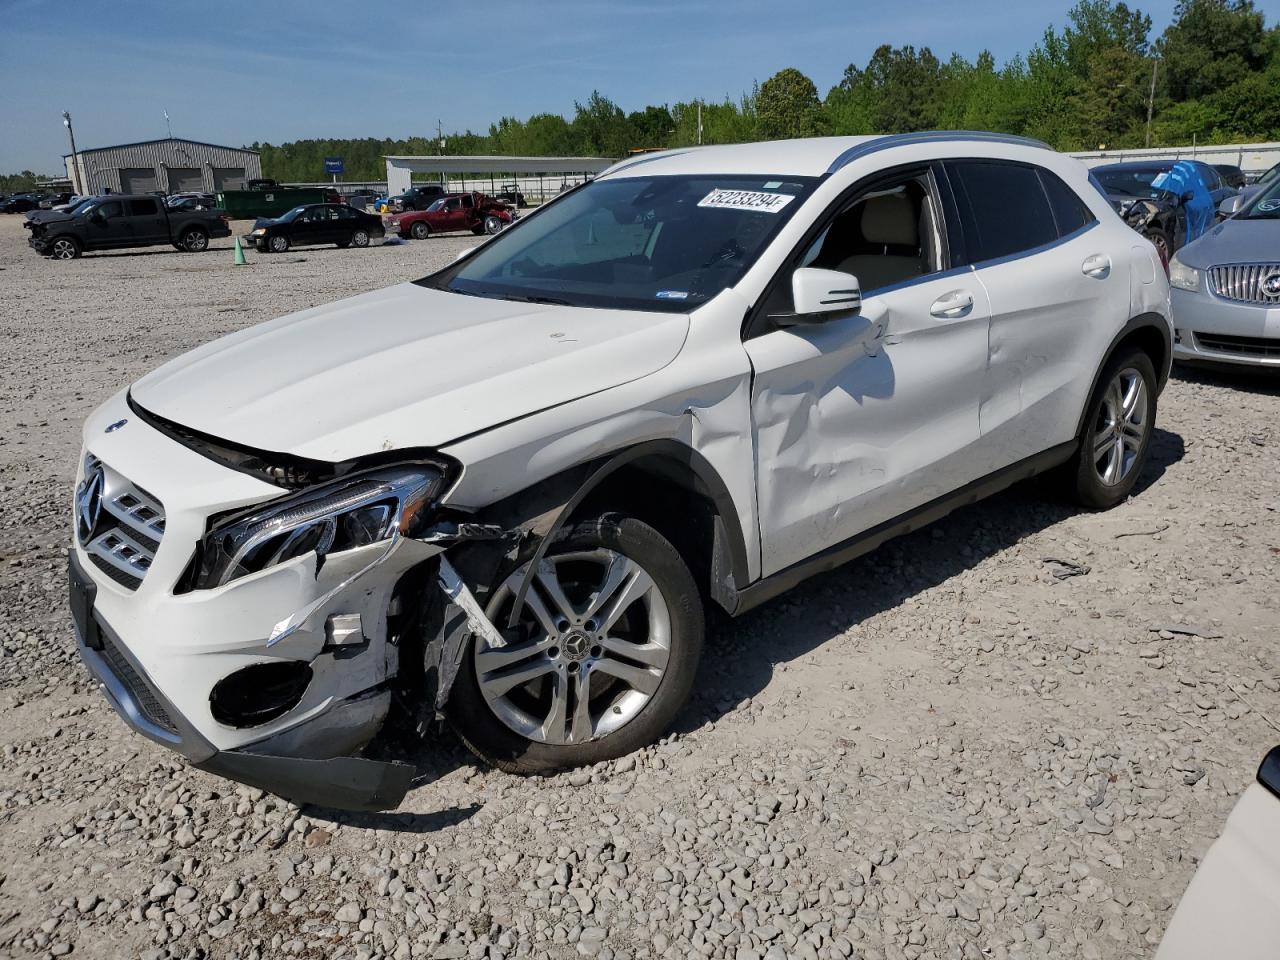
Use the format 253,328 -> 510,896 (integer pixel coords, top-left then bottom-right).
71,548 -> 414,810
1172,286 -> 1280,368
68,391 -> 447,809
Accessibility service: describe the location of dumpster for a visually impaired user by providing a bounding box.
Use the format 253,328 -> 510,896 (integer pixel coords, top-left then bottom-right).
215,187 -> 333,219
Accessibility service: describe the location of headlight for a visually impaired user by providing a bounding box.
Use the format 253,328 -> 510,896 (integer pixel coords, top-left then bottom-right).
1169,255 -> 1199,291
251,228 -> 266,236
189,466 -> 443,589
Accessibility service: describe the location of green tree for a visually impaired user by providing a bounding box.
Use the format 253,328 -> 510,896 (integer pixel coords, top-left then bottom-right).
756,68 -> 826,139
1159,0 -> 1271,101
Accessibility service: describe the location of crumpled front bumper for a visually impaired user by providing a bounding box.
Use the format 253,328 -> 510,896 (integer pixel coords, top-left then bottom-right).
71,547 -> 415,811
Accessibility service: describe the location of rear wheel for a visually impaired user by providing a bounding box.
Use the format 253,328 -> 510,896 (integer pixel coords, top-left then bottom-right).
350,229 -> 370,248
49,236 -> 80,260
179,227 -> 208,252
450,516 -> 703,775
268,234 -> 289,253
1067,347 -> 1157,509
484,215 -> 504,235
410,220 -> 430,240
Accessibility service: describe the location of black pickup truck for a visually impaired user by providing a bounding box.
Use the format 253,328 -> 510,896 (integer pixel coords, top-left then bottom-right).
25,194 -> 231,260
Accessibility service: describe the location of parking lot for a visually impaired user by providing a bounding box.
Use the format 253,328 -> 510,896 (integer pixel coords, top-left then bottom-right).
1,209 -> 1279,960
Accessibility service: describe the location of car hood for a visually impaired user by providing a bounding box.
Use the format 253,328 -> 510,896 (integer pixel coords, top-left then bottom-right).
1176,217 -> 1280,269
251,216 -> 285,229
130,282 -> 690,461
25,210 -> 74,226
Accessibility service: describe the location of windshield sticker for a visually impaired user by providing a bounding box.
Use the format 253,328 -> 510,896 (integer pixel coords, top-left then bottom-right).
655,290 -> 689,300
698,188 -> 796,214
763,181 -> 783,189
1258,198 -> 1280,212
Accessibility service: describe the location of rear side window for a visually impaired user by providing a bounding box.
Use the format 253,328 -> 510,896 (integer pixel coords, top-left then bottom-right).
946,161 -> 1057,264
1038,170 -> 1094,237
127,198 -> 157,216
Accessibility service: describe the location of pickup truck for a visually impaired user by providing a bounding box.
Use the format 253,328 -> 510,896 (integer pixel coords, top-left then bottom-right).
26,195 -> 231,260
393,192 -> 516,239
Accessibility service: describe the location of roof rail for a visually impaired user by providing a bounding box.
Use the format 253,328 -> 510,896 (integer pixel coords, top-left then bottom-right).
600,148 -> 697,178
827,130 -> 1053,174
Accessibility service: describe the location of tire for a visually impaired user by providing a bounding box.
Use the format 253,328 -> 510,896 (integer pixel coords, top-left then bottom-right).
483,215 -> 504,235
1067,346 -> 1157,509
1143,228 -> 1173,263
48,236 -> 81,260
268,234 -> 289,253
350,229 -> 370,248
178,227 -> 209,252
450,515 -> 704,775
410,220 -> 430,240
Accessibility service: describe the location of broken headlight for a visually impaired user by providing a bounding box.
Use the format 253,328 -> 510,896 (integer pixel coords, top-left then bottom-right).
190,466 -> 443,589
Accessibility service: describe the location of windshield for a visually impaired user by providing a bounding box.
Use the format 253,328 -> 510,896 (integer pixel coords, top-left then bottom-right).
1242,178 -> 1280,220
1258,163 -> 1280,187
278,206 -> 306,222
420,174 -> 815,312
66,199 -> 97,215
1093,167 -> 1173,199
426,198 -> 448,212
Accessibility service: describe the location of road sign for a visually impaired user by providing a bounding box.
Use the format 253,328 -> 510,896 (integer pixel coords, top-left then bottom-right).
324,157 -> 345,175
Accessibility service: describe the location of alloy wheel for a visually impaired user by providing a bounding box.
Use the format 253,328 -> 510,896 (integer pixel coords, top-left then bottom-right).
352,230 -> 369,247
183,231 -> 207,251
1092,367 -> 1148,485
477,549 -> 672,745
51,238 -> 77,260
269,235 -> 288,252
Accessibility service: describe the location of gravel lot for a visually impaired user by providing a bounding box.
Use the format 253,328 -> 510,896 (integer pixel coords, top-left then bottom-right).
1,212 -> 1278,960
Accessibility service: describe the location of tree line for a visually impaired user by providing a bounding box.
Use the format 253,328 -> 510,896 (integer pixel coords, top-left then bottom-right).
5,0 -> 1276,192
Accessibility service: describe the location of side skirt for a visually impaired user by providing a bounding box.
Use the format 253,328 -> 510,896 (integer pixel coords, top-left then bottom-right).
729,440 -> 1078,616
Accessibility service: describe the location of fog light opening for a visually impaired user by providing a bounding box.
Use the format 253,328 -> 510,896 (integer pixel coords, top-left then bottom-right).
210,661 -> 313,728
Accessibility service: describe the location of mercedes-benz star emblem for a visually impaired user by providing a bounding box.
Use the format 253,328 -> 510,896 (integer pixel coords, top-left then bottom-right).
1263,273 -> 1280,297
76,465 -> 105,543
105,418 -> 128,433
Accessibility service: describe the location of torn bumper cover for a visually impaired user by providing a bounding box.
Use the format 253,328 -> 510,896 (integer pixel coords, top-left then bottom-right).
71,548 -> 415,810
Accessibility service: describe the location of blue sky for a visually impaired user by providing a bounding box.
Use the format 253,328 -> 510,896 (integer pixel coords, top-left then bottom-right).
1,0 -> 1269,172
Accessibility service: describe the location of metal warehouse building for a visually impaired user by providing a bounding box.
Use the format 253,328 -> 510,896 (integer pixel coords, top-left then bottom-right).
64,138 -> 262,196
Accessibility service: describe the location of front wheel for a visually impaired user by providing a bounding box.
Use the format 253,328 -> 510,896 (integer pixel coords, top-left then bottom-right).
1143,228 -> 1173,263
410,220 -> 430,240
449,516 -> 704,775
48,236 -> 81,260
483,215 -> 504,235
1067,347 -> 1157,509
268,234 -> 290,253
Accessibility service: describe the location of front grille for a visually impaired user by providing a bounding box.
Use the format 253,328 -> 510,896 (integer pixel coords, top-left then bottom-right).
99,634 -> 177,732
1193,332 -> 1280,358
1208,263 -> 1280,305
78,456 -> 166,591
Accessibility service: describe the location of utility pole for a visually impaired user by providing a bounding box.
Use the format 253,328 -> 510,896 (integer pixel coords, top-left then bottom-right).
165,110 -> 173,139
1144,58 -> 1158,149
697,101 -> 703,146
62,111 -> 81,196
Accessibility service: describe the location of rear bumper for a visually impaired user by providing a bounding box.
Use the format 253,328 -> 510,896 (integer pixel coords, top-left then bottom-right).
71,548 -> 414,811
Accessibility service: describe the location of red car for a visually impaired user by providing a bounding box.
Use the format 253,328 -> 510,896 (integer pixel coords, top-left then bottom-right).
394,192 -> 516,239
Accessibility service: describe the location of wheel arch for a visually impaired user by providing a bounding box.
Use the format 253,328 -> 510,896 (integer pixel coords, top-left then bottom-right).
470,439 -> 751,617
1074,313 -> 1171,438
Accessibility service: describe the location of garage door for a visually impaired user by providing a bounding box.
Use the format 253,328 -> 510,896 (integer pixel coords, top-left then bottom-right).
168,167 -> 203,193
212,167 -> 246,190
119,167 -> 158,194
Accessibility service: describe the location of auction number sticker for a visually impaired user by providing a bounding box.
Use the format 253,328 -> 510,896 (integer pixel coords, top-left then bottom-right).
698,188 -> 796,214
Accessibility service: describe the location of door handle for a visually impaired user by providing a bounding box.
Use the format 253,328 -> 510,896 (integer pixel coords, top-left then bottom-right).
1082,254 -> 1111,278
930,289 -> 974,319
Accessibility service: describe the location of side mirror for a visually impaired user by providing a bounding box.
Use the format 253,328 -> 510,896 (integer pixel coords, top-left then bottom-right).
88,211 -> 105,224
776,267 -> 862,325
1217,194 -> 1243,219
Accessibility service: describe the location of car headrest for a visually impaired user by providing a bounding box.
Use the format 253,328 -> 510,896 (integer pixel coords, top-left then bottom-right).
860,193 -> 917,246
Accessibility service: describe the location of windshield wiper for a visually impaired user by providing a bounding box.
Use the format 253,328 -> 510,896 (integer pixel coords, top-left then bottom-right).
501,293 -> 573,306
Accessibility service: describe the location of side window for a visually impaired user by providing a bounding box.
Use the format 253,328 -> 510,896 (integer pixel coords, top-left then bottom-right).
127,198 -> 157,216
97,201 -> 123,219
758,170 -> 944,321
946,161 -> 1056,264
462,194 -> 475,208
1038,170 -> 1095,237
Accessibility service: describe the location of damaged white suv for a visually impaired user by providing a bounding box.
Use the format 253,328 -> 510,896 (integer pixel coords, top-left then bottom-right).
71,132 -> 1172,810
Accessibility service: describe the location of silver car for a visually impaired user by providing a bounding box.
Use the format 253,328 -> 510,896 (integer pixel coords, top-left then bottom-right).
1170,176 -> 1280,368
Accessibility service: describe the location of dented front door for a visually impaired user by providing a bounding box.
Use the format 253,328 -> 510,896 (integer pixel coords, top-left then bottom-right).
745,274 -> 992,577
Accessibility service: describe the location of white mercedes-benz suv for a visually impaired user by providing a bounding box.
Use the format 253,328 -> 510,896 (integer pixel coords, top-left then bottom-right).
70,132 -> 1172,809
